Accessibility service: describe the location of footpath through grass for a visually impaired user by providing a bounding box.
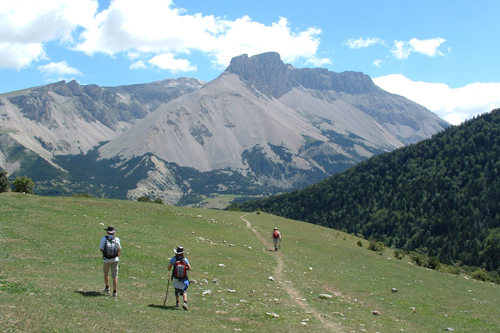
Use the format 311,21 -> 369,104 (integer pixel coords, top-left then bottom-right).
1,193 -> 499,332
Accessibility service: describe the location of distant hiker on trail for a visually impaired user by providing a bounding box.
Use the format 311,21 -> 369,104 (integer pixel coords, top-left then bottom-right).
272,227 -> 281,252
167,246 -> 192,310
99,226 -> 121,297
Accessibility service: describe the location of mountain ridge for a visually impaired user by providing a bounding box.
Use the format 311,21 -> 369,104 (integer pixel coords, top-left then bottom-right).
0,52 -> 448,204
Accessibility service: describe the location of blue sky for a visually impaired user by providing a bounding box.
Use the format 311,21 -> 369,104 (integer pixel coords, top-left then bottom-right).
1,0 -> 499,125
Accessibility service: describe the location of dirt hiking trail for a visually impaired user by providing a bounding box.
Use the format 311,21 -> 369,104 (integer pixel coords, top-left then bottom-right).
241,213 -> 341,332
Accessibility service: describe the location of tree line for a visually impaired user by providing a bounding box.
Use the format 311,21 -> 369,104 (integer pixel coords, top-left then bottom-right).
228,109 -> 500,276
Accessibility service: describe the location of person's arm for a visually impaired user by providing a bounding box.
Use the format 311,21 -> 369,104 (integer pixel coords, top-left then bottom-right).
186,263 -> 192,271
167,258 -> 173,271
99,237 -> 105,252
117,239 -> 121,256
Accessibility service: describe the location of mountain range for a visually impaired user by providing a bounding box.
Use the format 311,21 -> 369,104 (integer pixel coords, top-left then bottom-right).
0,52 -> 448,204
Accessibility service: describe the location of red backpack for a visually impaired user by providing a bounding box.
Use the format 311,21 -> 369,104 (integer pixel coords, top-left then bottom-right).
273,230 -> 280,239
172,258 -> 188,280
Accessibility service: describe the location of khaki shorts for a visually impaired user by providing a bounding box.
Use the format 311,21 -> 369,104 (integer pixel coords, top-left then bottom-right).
103,261 -> 119,278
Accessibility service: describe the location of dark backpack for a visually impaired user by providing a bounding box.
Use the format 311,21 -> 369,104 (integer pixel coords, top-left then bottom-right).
103,236 -> 119,259
172,257 -> 188,280
273,230 -> 280,239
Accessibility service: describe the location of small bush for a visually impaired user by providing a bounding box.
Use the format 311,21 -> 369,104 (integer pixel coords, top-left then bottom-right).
394,249 -> 406,260
72,192 -> 93,198
472,269 -> 491,282
368,239 -> 385,252
408,250 -> 441,270
410,250 -> 428,267
428,256 -> 441,270
357,240 -> 363,247
137,196 -> 152,202
12,176 -> 34,194
0,170 -> 9,193
154,198 -> 163,204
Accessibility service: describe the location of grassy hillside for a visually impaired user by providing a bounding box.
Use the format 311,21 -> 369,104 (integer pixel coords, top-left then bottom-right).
1,193 -> 499,332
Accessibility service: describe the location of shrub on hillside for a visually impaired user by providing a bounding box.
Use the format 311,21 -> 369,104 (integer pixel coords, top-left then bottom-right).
428,256 -> 441,270
72,192 -> 94,198
137,196 -> 152,202
409,250 -> 441,270
394,249 -> 406,260
368,239 -> 385,253
154,198 -> 163,204
357,240 -> 363,247
12,176 -> 34,194
410,249 -> 429,267
472,268 -> 491,282
0,170 -> 9,193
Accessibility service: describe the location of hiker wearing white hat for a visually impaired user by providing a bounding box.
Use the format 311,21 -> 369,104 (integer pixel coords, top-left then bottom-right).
167,246 -> 192,310
99,226 -> 121,297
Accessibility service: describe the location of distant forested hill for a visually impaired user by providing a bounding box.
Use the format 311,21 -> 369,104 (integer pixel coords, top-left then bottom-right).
229,109 -> 500,273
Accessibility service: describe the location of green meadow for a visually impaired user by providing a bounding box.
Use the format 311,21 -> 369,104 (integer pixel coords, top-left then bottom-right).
1,192 -> 499,332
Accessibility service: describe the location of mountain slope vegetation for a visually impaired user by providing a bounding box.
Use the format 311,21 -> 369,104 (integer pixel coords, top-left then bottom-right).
229,109 -> 500,274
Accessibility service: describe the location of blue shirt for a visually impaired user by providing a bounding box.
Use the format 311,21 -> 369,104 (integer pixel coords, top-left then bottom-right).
170,256 -> 189,265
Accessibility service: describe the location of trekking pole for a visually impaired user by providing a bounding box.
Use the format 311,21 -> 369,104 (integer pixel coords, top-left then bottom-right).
163,278 -> 170,307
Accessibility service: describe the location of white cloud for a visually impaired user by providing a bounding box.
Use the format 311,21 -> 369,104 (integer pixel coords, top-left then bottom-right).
306,56 -> 332,67
148,53 -> 197,73
0,42 -> 47,69
37,61 -> 82,76
344,37 -> 385,49
373,59 -> 383,67
0,0 -> 98,69
373,74 -> 500,125
130,60 -> 147,70
74,0 -> 327,72
391,38 -> 446,60
0,0 -> 327,74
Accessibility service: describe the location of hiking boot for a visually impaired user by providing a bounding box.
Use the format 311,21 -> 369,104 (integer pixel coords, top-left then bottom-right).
112,292 -> 117,298
102,287 -> 110,294
175,302 -> 179,307
182,302 -> 188,310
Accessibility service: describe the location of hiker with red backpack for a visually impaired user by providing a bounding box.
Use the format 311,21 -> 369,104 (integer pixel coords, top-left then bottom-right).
167,246 -> 191,310
99,226 -> 121,297
272,227 -> 281,252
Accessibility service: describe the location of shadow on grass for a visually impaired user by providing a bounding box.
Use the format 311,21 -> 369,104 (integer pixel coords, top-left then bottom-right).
75,290 -> 106,297
148,304 -> 178,311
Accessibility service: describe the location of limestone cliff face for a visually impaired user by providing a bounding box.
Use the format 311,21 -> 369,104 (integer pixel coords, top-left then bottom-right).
225,52 -> 379,98
226,52 -> 447,143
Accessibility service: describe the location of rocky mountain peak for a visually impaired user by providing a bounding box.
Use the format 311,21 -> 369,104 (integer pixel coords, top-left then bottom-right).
225,52 -> 380,98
